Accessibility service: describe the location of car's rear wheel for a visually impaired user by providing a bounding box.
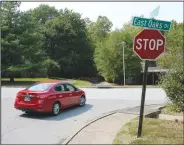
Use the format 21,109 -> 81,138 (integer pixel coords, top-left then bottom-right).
24,111 -> 35,115
79,96 -> 86,107
25,111 -> 31,114
52,102 -> 61,116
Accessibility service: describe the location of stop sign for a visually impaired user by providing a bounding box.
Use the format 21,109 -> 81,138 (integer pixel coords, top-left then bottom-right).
133,29 -> 165,60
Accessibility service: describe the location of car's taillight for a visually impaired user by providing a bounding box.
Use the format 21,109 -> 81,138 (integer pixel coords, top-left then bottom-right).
15,97 -> 19,101
38,95 -> 47,99
16,92 -> 22,97
30,95 -> 38,98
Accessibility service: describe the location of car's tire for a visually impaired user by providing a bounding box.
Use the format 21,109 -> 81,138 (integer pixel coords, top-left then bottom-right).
25,111 -> 34,115
79,96 -> 86,107
52,102 -> 61,116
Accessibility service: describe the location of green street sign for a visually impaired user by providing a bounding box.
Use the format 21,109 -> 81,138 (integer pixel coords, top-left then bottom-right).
132,16 -> 172,31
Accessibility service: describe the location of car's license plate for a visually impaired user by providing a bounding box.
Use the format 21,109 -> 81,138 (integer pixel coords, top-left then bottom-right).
24,96 -> 31,102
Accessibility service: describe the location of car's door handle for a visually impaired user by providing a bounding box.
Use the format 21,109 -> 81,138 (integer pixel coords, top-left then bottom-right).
69,94 -> 72,96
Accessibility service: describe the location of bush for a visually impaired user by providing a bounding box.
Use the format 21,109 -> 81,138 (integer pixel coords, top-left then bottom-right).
164,103 -> 183,113
159,67 -> 184,112
43,58 -> 61,78
158,21 -> 184,112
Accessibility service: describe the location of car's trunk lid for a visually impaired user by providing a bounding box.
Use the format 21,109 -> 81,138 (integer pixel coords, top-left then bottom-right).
17,90 -> 46,104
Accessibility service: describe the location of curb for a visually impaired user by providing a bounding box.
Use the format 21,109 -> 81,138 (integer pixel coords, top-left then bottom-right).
61,109 -> 118,145
61,104 -> 165,145
79,86 -> 160,88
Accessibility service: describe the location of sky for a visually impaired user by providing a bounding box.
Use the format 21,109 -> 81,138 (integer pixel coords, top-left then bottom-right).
19,2 -> 183,30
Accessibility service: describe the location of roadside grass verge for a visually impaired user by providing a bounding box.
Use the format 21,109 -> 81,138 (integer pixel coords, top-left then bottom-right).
110,83 -> 160,88
1,78 -> 91,87
0,77 -> 67,82
113,117 -> 183,144
161,103 -> 184,116
73,80 -> 91,86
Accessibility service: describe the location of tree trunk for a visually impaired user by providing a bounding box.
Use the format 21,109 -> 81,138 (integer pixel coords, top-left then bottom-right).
10,77 -> 14,82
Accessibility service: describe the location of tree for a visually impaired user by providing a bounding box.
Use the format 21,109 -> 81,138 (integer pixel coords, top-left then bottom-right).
85,16 -> 113,79
32,4 -> 59,25
44,9 -> 95,78
84,17 -> 92,29
1,2 -> 60,79
158,20 -> 183,68
13,10 -> 49,77
94,25 -> 142,84
1,1 -> 22,80
88,16 -> 113,43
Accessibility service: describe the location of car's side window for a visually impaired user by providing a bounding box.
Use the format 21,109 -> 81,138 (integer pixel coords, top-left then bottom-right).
54,84 -> 65,92
65,84 -> 75,92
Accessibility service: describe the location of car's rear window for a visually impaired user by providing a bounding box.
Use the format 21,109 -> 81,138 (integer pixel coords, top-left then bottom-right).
27,83 -> 54,91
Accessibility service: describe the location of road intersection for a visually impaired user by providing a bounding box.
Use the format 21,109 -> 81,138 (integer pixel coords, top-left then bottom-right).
1,87 -> 167,144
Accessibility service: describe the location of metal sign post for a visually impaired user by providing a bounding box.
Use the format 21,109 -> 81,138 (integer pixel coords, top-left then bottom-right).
137,60 -> 149,137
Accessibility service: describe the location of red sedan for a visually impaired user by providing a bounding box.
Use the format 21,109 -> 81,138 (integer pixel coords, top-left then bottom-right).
14,81 -> 86,115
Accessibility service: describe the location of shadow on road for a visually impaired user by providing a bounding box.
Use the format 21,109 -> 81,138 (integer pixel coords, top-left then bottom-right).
19,104 -> 93,121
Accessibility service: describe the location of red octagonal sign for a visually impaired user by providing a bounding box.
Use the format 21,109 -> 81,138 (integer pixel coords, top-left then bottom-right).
133,29 -> 166,60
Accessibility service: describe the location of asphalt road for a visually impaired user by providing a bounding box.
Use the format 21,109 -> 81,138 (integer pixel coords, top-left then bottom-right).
1,87 -> 167,144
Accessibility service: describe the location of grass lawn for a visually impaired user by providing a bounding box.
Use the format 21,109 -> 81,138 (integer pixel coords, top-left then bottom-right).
0,78 -> 67,82
73,80 -> 90,86
113,117 -> 184,144
110,83 -> 160,88
1,78 -> 91,87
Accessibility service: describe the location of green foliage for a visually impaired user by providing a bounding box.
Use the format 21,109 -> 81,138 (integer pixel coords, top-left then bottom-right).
163,103 -> 183,115
94,25 -> 142,83
159,64 -> 184,111
44,9 -> 95,77
1,2 -> 22,70
32,4 -> 59,25
7,63 -> 45,77
158,20 -> 183,68
43,58 -> 61,77
73,80 -> 90,86
1,2 -> 60,78
89,16 -> 113,42
158,21 -> 184,111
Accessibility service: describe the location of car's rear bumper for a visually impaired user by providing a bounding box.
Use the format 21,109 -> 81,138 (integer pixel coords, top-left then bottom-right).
15,105 -> 44,112
15,107 -> 41,112
14,101 -> 47,113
